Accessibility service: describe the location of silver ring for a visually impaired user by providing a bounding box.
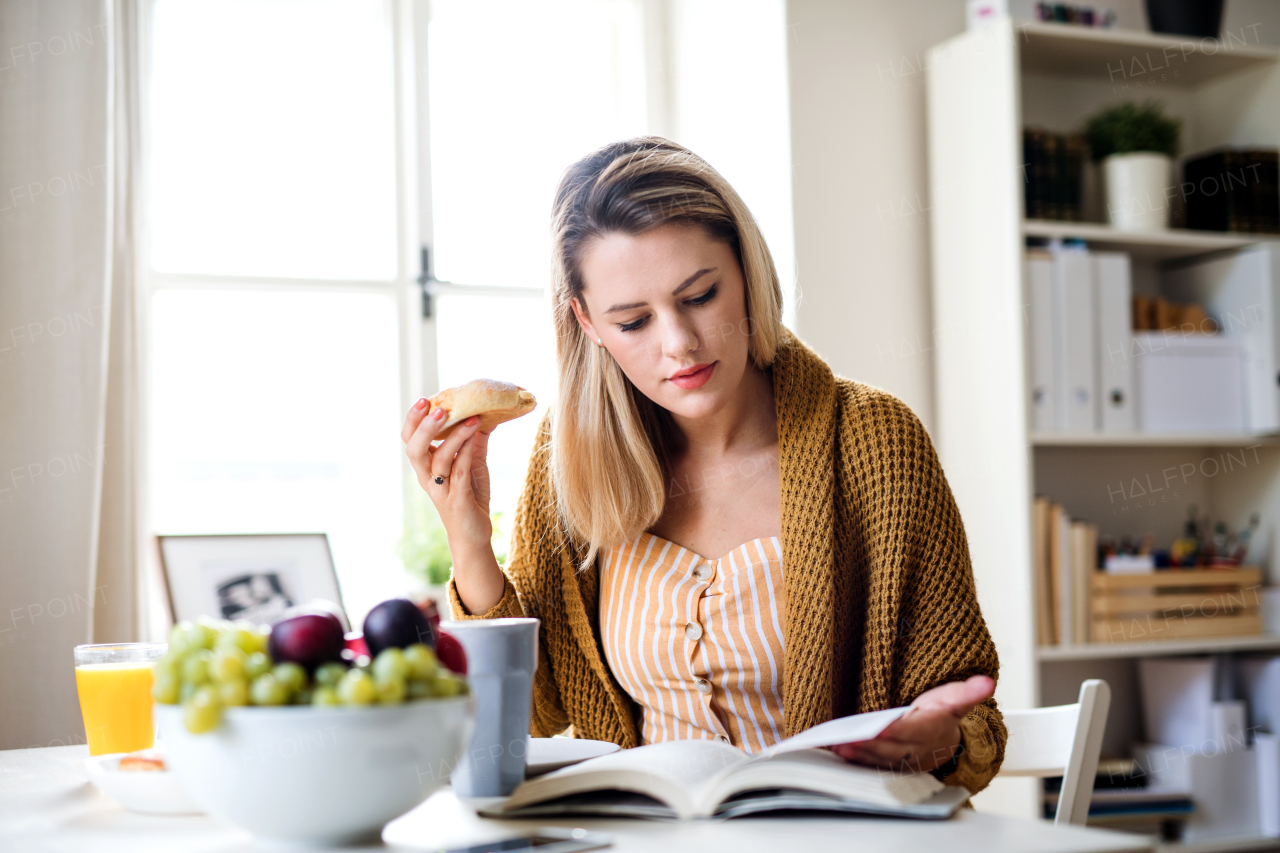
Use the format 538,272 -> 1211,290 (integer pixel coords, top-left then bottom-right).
433,475 -> 445,485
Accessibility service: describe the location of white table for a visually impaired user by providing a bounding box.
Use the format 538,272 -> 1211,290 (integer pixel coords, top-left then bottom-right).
0,745 -> 1153,853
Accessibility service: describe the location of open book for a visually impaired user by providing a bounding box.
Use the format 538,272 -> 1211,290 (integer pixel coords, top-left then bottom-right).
480,706 -> 971,821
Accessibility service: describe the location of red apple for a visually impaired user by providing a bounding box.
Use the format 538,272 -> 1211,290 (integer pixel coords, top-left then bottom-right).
435,630 -> 467,675
343,631 -> 369,659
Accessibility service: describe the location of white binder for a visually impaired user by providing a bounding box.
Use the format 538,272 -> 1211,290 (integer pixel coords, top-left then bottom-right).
1025,250 -> 1056,431
1053,244 -> 1097,432
1093,252 -> 1136,432
1164,244 -> 1280,433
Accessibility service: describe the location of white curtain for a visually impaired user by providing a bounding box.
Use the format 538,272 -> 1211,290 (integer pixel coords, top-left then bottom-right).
0,0 -> 144,750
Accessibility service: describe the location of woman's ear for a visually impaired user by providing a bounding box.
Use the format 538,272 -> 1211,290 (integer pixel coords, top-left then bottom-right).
569,296 -> 599,343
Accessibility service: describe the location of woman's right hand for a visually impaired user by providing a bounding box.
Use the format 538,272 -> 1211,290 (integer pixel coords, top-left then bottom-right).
402,398 -> 506,613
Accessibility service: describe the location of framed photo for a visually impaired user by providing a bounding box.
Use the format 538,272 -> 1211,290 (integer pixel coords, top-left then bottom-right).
156,533 -> 346,626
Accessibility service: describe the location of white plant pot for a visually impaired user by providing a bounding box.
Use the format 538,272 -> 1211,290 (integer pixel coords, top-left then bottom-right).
1104,152 -> 1172,232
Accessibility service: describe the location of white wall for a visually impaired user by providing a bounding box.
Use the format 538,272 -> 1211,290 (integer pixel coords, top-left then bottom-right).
785,0 -> 968,435
661,0 -> 798,329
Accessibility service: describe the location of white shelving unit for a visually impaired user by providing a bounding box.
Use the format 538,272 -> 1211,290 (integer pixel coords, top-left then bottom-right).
926,16 -> 1280,846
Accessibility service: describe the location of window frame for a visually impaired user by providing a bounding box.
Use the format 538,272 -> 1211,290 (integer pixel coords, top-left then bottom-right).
137,0 -> 426,635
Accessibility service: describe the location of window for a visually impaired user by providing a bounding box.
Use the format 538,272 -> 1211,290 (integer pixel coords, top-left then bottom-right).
423,0 -> 649,521
144,0 -> 794,625
145,0 -> 409,625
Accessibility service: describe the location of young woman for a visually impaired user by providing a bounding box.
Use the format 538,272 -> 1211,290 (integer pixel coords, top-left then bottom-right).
402,138 -> 1005,793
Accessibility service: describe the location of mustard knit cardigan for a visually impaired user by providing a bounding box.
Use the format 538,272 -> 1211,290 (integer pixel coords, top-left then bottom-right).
448,327 -> 1006,794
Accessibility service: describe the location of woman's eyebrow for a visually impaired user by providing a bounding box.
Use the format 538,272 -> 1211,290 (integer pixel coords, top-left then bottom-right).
603,267 -> 718,315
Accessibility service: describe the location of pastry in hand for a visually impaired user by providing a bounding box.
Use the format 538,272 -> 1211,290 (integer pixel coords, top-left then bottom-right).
428,379 -> 536,440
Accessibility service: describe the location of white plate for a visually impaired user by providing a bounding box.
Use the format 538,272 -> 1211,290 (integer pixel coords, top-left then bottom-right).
525,737 -> 620,776
85,747 -> 204,815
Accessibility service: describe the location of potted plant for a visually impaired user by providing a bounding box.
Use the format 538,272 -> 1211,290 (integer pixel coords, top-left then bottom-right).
1084,100 -> 1181,232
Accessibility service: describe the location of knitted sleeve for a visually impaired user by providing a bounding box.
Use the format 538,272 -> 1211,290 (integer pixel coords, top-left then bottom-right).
445,411 -> 572,738
847,386 -> 1006,794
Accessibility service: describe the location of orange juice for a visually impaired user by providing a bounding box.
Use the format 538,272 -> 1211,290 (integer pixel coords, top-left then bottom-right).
75,662 -> 156,755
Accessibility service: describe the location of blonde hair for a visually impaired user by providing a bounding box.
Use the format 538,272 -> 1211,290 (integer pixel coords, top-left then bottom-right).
548,137 -> 784,571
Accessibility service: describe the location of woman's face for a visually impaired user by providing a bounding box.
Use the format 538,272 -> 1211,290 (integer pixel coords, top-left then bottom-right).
571,222 -> 753,421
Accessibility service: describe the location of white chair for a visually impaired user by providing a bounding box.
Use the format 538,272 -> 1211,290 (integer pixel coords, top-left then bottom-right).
999,679 -> 1111,826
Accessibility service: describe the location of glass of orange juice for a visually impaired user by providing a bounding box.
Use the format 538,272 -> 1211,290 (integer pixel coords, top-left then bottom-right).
74,643 -> 167,756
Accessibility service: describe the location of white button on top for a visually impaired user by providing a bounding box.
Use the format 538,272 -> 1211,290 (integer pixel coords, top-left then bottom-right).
694,564 -> 713,581
685,622 -> 702,641
695,678 -> 712,695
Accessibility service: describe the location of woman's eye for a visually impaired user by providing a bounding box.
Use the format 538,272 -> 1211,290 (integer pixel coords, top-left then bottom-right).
687,284 -> 718,306
619,316 -> 647,333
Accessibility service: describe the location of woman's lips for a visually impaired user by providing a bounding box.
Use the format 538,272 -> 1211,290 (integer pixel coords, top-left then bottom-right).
669,362 -> 716,390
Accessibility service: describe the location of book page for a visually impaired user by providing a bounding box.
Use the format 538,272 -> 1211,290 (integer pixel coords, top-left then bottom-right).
501,739 -> 747,818
761,705 -> 909,757
707,748 -> 943,812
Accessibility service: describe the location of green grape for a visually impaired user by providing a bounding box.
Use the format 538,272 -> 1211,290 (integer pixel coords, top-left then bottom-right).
179,680 -> 197,704
250,629 -> 270,655
403,644 -> 438,681
244,651 -> 271,680
337,669 -> 376,706
218,678 -> 249,707
431,673 -> 464,697
210,647 -> 247,682
183,687 -> 222,734
312,686 -> 341,706
214,626 -> 251,654
273,662 -> 307,693
168,621 -> 197,656
293,688 -> 314,706
192,618 -> 219,650
406,678 -> 432,699
153,652 -> 183,682
372,648 -> 409,683
250,673 -> 289,706
314,662 -> 348,689
376,673 -> 406,704
183,650 -> 213,685
152,672 -> 180,704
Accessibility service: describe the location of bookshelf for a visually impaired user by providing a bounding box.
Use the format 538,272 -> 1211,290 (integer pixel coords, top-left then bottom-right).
1031,432 -> 1280,448
1023,220 -> 1280,262
927,15 -> 1280,839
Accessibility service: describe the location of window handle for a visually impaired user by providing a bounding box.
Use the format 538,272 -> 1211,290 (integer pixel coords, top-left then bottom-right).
417,245 -> 438,319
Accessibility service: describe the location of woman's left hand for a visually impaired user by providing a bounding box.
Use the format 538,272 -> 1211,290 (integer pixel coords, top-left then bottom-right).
831,675 -> 995,773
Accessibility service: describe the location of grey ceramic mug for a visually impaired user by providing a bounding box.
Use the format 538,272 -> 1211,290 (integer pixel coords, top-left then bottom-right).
445,617 -> 539,797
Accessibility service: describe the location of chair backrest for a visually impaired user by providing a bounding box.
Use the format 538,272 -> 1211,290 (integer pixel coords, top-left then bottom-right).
999,679 -> 1111,826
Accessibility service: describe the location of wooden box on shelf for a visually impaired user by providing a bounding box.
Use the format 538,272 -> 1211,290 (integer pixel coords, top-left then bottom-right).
1090,567 -> 1264,643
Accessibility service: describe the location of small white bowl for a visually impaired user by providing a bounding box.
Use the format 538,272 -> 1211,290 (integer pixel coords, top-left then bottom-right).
156,696 -> 474,846
85,748 -> 203,815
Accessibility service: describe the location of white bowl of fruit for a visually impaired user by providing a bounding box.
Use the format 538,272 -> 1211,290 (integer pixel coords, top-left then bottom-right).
154,599 -> 474,846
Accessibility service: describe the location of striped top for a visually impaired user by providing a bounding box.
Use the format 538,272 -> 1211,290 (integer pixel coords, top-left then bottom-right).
599,531 -> 787,754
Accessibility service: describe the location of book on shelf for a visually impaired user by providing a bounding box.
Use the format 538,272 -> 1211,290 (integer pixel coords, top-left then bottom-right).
1183,147 -> 1280,235
1033,497 -> 1055,645
1035,497 -> 1098,646
1023,128 -> 1086,222
478,707 -> 970,821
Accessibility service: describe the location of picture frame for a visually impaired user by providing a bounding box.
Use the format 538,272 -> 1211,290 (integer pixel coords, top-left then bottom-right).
156,533 -> 346,627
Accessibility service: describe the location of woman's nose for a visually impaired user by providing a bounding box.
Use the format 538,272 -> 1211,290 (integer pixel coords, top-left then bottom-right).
659,312 -> 700,358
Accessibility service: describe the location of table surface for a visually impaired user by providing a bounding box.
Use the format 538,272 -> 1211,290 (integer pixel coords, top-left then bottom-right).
0,745 -> 1154,853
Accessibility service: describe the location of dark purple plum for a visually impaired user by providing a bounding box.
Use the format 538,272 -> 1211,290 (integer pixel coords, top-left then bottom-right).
268,613 -> 346,669
363,598 -> 435,657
